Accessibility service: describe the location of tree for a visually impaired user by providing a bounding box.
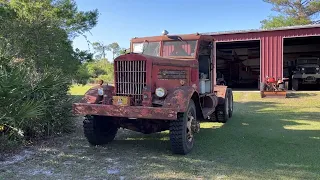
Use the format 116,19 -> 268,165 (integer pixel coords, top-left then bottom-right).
261,0 -> 320,29
74,48 -> 93,63
92,41 -> 108,59
107,42 -> 120,60
0,0 -> 99,150
5,0 -> 99,38
0,0 -> 99,75
119,48 -> 129,55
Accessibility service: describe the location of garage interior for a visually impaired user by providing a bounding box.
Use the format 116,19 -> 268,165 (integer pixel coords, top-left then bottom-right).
283,36 -> 320,90
216,40 -> 260,90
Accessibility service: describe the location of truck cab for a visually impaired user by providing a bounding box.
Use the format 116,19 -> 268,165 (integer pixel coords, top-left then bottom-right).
73,32 -> 234,155
291,57 -> 320,90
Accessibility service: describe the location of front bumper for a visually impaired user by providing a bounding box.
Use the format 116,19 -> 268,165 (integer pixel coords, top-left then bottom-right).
72,103 -> 178,120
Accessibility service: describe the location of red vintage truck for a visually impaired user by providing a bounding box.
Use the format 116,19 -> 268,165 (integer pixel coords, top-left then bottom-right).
73,32 -> 234,154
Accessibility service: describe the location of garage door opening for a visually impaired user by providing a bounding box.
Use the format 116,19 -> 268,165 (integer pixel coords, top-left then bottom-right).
283,36 -> 320,91
216,40 -> 260,90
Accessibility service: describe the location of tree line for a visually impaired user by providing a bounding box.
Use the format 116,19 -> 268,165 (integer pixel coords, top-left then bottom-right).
0,0 -> 99,151
261,0 -> 320,29
74,41 -> 128,85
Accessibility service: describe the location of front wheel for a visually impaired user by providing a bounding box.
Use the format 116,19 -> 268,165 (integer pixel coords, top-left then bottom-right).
169,99 -> 198,155
292,79 -> 299,91
83,115 -> 118,146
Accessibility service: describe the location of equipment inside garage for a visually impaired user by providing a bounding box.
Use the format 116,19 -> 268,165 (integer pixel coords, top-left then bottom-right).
283,36 -> 320,90
216,40 -> 260,89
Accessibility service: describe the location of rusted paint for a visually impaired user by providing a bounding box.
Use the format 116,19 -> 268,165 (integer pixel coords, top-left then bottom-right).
131,33 -> 213,43
163,86 -> 197,112
73,103 -> 178,120
214,85 -> 227,104
153,66 -> 191,91
75,34 -> 220,122
157,69 -> 187,79
142,85 -> 152,106
80,84 -> 114,104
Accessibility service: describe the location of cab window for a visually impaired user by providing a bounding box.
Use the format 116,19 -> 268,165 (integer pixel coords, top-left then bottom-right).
162,40 -> 197,57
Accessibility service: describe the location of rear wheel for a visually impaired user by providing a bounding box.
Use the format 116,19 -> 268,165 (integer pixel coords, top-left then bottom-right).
227,88 -> 233,118
83,115 -> 118,146
216,94 -> 229,123
292,79 -> 299,91
170,99 -> 197,155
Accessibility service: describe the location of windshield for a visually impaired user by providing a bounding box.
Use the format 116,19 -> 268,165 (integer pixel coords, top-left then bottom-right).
163,40 -> 197,57
297,58 -> 319,65
132,42 -> 160,56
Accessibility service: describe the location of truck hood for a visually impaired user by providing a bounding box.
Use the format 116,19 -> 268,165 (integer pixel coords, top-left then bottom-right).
115,53 -> 198,67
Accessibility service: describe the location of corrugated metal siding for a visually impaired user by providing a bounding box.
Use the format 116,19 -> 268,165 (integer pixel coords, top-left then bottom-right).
260,34 -> 283,82
213,32 -> 261,42
212,27 -> 320,84
282,28 -> 320,38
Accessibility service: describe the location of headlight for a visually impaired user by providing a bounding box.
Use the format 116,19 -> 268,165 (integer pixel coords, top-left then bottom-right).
155,87 -> 167,98
98,88 -> 104,96
316,67 -> 319,71
301,68 -> 305,71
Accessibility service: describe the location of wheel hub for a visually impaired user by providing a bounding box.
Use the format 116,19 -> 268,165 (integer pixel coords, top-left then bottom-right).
187,112 -> 199,142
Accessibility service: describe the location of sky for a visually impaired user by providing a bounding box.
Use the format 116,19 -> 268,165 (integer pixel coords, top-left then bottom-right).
73,0 -> 275,61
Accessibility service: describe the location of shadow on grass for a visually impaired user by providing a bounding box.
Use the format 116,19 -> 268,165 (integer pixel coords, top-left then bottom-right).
286,92 -> 318,98
63,94 -> 320,179
99,100 -> 320,179
190,101 -> 320,179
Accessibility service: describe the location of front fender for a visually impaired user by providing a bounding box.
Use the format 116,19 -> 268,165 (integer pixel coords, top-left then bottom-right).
163,86 -> 198,112
80,84 -> 114,104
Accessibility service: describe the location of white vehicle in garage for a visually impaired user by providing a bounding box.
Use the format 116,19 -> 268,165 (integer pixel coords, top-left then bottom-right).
291,57 -> 320,90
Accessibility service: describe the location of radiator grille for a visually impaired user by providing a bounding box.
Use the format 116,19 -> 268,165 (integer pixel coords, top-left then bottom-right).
115,60 -> 146,105
304,67 -> 316,74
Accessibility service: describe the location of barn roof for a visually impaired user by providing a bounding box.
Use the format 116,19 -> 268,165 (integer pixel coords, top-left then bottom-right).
202,24 -> 320,36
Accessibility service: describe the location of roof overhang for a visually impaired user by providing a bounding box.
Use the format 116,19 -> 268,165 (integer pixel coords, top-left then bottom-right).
203,24 -> 320,36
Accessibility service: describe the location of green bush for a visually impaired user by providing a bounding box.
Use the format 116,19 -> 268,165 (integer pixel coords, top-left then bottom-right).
74,60 -> 114,84
0,61 -> 75,144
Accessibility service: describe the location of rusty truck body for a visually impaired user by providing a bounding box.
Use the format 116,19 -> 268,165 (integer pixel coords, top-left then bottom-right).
73,32 -> 234,155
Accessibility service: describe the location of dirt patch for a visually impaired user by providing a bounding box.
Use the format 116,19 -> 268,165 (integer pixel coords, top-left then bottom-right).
1,92 -> 320,180
0,149 -> 36,166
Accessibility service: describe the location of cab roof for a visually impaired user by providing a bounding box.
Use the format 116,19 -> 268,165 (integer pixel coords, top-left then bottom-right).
131,33 -> 214,43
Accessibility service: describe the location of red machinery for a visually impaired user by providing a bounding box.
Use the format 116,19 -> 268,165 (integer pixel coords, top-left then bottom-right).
260,76 -> 289,98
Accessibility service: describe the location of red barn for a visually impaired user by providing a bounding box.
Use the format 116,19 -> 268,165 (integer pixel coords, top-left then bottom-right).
204,24 -> 320,90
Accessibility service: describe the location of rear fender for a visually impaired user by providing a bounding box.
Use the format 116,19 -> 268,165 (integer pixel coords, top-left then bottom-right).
163,86 -> 200,113
214,85 -> 228,104
80,85 -> 114,104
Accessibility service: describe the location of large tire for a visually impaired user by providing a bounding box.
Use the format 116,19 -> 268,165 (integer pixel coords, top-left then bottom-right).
227,88 -> 233,118
169,99 -> 197,155
292,79 -> 299,91
83,115 -> 118,146
216,94 -> 229,123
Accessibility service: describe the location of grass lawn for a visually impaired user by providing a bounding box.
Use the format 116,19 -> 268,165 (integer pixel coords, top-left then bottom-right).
68,84 -> 93,95
1,86 -> 320,180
